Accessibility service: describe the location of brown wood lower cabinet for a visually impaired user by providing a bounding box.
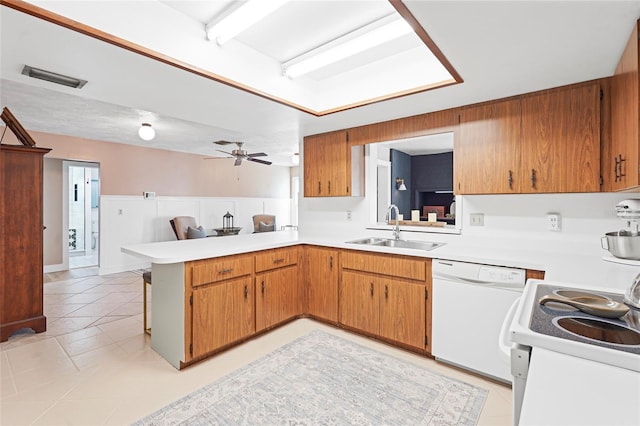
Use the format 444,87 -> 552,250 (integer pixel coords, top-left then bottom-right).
191,277 -> 254,359
305,246 -> 339,322
340,252 -> 430,352
256,265 -> 300,331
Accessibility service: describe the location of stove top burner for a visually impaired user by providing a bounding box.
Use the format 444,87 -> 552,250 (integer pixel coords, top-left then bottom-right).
530,284 -> 640,356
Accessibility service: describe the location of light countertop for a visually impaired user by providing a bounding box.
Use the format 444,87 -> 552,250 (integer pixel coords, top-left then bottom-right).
121,230 -> 640,293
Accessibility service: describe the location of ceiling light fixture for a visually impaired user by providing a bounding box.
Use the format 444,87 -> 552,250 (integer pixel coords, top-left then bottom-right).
21,65 -> 87,89
138,123 -> 155,141
206,0 -> 288,46
282,17 -> 413,79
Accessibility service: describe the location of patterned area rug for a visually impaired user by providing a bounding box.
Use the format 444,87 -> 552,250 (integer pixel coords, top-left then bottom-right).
134,331 -> 487,425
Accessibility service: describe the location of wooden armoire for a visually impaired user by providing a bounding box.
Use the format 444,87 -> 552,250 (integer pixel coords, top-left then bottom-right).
0,143 -> 51,342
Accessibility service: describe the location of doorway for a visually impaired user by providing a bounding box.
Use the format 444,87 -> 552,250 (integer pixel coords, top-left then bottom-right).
65,161 -> 100,269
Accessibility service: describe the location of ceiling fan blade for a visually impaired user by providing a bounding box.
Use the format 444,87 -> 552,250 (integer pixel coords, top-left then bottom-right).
234,157 -> 243,166
247,157 -> 272,165
203,156 -> 231,160
247,152 -> 268,157
216,149 -> 234,155
213,140 -> 235,146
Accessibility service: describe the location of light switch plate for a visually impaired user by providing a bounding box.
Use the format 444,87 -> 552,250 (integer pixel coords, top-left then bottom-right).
143,191 -> 156,199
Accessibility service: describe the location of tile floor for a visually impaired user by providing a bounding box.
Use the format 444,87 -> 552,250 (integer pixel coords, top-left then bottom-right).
1,269 -> 513,425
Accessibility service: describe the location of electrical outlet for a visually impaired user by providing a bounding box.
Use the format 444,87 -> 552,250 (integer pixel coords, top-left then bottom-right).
346,210 -> 352,221
547,213 -> 561,231
470,213 -> 484,226
143,191 -> 156,199
117,209 -> 123,215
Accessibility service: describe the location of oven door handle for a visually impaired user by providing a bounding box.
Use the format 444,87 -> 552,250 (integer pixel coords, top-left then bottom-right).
498,297 -> 521,359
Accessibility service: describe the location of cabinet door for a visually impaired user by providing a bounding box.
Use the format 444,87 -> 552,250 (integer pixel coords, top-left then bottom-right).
456,99 -> 522,194
191,277 -> 254,358
256,265 -> 300,331
521,84 -> 600,193
305,246 -> 339,322
379,279 -> 426,350
611,22 -> 639,191
339,271 -> 379,335
303,131 -> 350,197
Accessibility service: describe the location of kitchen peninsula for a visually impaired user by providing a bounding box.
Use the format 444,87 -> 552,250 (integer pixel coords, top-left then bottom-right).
122,229 -> 639,370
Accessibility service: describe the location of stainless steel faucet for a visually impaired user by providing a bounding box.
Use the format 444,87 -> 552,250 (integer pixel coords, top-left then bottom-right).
386,204 -> 400,240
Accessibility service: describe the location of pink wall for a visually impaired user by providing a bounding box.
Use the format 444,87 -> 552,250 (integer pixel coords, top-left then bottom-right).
2,129 -> 292,198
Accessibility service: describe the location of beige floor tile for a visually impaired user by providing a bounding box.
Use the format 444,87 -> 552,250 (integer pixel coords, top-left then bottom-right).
59,332 -> 115,357
55,326 -> 104,345
65,303 -> 122,318
116,334 -> 151,355
91,291 -> 138,305
70,343 -> 128,371
107,302 -> 143,316
42,293 -> 74,304
5,338 -> 71,374
0,401 -> 56,425
91,315 -> 131,327
0,372 -> 17,398
32,398 -> 121,426
44,317 -> 101,336
44,303 -> 87,318
64,292 -> 109,304
12,361 -> 78,394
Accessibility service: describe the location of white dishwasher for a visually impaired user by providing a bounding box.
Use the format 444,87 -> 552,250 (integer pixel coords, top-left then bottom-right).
432,259 -> 526,382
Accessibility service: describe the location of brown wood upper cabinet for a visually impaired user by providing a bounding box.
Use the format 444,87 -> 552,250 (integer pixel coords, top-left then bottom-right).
610,20 -> 640,191
456,99 -> 522,194
456,83 -> 601,194
303,130 -> 364,197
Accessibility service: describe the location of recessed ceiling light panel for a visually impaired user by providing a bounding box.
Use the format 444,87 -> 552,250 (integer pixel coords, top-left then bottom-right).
21,65 -> 88,89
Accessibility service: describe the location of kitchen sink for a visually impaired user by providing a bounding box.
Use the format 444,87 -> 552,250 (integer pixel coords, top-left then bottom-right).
346,237 -> 445,251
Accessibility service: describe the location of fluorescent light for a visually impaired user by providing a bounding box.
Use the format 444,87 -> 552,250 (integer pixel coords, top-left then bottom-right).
21,65 -> 87,89
283,18 -> 413,79
206,0 -> 288,45
138,123 -> 155,141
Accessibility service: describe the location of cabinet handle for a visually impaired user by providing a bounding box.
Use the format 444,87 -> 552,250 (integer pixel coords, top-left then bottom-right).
329,256 -> 333,270
328,181 -> 331,194
273,258 -> 285,264
384,284 -> 388,299
261,281 -> 265,295
218,268 -> 233,275
507,170 -> 513,189
530,169 -> 536,188
615,154 -> 626,182
370,282 -> 374,297
244,284 -> 248,300
318,181 -> 321,194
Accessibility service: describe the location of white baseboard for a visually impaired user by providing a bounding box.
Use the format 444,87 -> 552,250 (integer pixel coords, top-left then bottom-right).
98,261 -> 151,276
44,263 -> 67,273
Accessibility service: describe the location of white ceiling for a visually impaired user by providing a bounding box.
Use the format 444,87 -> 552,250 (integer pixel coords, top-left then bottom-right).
1,1 -> 639,166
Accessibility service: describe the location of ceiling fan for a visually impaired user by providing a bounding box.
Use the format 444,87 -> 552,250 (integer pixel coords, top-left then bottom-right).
206,140 -> 272,166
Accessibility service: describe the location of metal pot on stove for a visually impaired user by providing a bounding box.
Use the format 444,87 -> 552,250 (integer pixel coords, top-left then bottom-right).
601,199 -> 640,260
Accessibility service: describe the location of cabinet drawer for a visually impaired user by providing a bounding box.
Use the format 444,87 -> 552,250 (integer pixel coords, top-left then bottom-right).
255,246 -> 298,272
190,254 -> 253,287
341,250 -> 426,281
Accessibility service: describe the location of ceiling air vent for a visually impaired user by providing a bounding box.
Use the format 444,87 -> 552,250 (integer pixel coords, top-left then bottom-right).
21,65 -> 87,89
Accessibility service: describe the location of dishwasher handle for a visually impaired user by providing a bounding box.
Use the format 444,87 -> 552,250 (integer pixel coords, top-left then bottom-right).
498,297 -> 521,359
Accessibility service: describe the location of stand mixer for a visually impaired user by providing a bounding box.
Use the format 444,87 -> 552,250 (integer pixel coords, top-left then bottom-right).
615,199 -> 640,236
601,199 -> 640,260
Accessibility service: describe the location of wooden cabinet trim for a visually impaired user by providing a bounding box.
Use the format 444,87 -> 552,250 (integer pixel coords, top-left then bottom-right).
341,250 -> 427,282
189,254 -> 253,287
255,246 -> 299,273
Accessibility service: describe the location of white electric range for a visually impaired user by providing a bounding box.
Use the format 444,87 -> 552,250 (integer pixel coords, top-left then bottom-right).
504,279 -> 640,425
